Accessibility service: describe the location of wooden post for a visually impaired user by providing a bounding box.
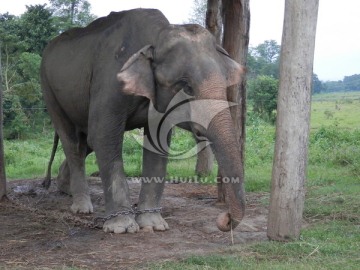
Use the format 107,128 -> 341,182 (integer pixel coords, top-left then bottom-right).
0,43 -> 7,200
267,0 -> 319,241
219,0 -> 250,203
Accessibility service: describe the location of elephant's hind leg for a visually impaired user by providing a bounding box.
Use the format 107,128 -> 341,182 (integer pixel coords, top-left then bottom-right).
66,133 -> 93,214
43,91 -> 93,214
56,159 -> 71,195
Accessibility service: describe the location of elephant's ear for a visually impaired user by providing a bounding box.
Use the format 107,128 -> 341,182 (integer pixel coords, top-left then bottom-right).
216,45 -> 246,87
117,45 -> 155,104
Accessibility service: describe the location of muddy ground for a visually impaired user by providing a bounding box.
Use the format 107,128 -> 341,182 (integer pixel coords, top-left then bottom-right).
0,178 -> 268,269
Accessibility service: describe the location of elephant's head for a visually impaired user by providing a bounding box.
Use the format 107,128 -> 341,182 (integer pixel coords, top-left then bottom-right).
117,24 -> 245,232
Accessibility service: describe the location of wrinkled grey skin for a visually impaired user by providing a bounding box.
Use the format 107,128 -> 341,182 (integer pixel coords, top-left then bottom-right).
41,9 -> 245,233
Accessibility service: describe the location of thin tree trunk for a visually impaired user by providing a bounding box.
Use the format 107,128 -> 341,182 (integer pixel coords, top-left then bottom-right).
206,0 -> 222,43
0,43 -> 7,200
267,0 -> 319,241
70,0 -> 76,25
219,0 -> 250,203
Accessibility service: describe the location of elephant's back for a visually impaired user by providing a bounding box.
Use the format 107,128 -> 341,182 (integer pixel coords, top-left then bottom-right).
40,9 -> 169,129
45,9 -> 168,50
42,8 -> 169,85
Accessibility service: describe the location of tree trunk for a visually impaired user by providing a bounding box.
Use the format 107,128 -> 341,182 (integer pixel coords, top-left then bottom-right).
267,0 -> 319,241
194,0 -> 223,178
219,0 -> 250,203
0,43 -> 7,200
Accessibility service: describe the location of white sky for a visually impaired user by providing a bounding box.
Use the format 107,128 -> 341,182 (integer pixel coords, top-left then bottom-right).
1,0 -> 359,81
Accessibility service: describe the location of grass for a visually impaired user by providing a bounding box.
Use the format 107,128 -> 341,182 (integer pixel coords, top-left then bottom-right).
311,91 -> 360,129
149,220 -> 359,269
3,91 -> 360,269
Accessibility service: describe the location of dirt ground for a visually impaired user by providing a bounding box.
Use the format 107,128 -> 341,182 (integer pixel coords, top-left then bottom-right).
0,178 -> 268,269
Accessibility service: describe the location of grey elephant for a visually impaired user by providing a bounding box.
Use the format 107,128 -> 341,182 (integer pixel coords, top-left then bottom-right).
41,8 -> 245,233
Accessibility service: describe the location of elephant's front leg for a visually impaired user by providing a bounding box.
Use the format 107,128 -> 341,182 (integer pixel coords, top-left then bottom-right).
99,160 -> 139,234
89,118 -> 139,234
136,127 -> 170,232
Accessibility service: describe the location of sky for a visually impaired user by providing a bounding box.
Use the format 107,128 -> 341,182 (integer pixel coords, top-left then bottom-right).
1,0 -> 359,81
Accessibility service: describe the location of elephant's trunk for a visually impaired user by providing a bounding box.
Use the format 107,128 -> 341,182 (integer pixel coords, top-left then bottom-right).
206,108 -> 245,232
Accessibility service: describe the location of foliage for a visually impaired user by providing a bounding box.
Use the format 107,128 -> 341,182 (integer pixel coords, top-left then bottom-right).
343,74 -> 360,90
247,40 -> 280,79
246,39 -> 334,121
246,40 -> 280,123
1,6 -> 52,139
312,73 -> 323,94
1,2 -> 96,139
2,49 -> 46,139
187,0 -> 207,26
322,74 -> 360,93
248,75 -> 279,122
49,0 -> 97,32
0,13 -> 26,55
18,4 -> 57,55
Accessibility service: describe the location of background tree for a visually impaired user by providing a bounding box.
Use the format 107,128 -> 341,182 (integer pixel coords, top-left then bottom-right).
0,13 -> 24,94
0,13 -> 25,55
1,6 -> 56,139
246,40 -> 280,123
247,40 -> 280,79
323,80 -> 342,92
343,74 -> 360,91
312,73 -> 323,94
254,40 -> 280,64
18,4 -> 57,55
247,40 -> 324,121
49,0 -> 96,32
248,75 -> 278,122
0,13 -> 26,138
1,1 -> 96,139
188,0 -> 207,26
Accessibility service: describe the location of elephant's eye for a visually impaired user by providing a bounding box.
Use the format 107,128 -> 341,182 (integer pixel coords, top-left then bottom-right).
183,85 -> 194,96
177,80 -> 193,96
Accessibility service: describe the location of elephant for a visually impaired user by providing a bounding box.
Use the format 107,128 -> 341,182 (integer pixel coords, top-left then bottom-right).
40,8 -> 245,234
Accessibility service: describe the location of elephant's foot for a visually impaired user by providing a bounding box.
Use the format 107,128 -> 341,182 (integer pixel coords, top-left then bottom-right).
103,215 -> 139,234
136,213 -> 169,232
70,194 -> 93,214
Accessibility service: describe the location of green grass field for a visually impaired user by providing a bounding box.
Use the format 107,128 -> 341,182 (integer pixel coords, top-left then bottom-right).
3,91 -> 360,269
311,91 -> 360,129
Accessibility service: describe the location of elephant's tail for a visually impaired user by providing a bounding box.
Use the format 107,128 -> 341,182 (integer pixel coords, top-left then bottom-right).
42,132 -> 59,189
